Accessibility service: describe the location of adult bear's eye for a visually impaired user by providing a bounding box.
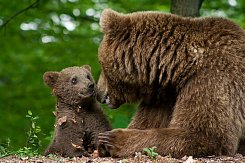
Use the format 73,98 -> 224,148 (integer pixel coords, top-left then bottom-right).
71,77 -> 78,84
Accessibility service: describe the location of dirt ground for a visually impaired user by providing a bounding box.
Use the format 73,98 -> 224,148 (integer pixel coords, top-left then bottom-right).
1,153 -> 245,163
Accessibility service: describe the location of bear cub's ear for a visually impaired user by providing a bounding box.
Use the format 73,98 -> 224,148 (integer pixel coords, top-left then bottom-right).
43,71 -> 60,88
82,65 -> 91,72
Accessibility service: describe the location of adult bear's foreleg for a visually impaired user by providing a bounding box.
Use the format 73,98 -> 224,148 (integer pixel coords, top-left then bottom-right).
127,103 -> 173,129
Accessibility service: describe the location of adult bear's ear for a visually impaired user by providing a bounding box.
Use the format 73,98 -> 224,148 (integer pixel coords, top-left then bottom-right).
82,65 -> 91,72
100,8 -> 128,35
43,71 -> 59,88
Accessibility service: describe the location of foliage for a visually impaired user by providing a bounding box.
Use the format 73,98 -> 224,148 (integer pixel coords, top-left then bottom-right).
143,146 -> 159,159
201,0 -> 245,28
0,111 -> 42,158
15,147 -> 39,158
25,110 -> 42,154
0,0 -> 244,152
0,138 -> 13,158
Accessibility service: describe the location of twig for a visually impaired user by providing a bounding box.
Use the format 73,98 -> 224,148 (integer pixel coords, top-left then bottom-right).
0,0 -> 40,30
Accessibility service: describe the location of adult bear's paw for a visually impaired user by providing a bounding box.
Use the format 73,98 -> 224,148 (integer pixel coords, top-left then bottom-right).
98,130 -> 121,157
98,129 -> 138,157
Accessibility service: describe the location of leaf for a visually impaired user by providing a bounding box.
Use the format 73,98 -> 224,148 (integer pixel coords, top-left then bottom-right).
151,146 -> 157,150
152,152 -> 158,157
35,126 -> 41,133
143,146 -> 159,159
143,148 -> 151,154
27,110 -> 32,116
32,123 -> 35,129
71,142 -> 82,149
58,116 -> 67,126
33,116 -> 39,120
53,111 -> 57,116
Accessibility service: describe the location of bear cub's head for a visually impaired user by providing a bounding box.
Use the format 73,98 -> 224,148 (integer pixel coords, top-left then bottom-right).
43,65 -> 96,106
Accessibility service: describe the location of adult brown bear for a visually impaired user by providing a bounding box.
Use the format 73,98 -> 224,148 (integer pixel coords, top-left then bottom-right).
97,9 -> 245,158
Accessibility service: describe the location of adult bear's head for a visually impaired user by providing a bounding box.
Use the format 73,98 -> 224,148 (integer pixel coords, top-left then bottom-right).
97,9 -> 155,108
96,8 -> 174,108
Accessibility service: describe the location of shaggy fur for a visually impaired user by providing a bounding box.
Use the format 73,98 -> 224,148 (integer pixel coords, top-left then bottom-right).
97,9 -> 245,158
43,65 -> 111,157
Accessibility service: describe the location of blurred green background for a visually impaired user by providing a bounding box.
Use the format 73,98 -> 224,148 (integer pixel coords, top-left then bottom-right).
0,0 -> 244,152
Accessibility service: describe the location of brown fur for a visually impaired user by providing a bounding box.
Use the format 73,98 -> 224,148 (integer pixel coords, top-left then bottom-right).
97,9 -> 245,158
43,65 -> 111,157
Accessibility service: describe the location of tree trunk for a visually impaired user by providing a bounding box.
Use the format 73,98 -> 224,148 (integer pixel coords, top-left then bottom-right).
170,0 -> 204,17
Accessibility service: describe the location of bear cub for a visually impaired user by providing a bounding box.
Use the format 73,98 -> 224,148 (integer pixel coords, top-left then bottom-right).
43,65 -> 111,157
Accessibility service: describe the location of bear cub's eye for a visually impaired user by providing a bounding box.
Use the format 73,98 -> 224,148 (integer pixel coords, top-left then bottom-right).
71,77 -> 78,84
87,74 -> 91,80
